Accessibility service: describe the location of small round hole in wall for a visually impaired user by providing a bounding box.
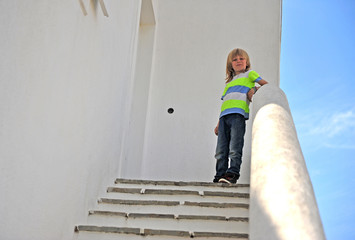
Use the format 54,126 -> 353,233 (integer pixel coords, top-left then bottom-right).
167,108 -> 174,114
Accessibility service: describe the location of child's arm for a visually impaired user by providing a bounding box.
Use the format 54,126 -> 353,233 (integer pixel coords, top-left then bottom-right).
247,79 -> 268,102
214,120 -> 219,136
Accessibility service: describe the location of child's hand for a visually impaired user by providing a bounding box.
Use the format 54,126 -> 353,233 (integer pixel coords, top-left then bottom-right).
247,88 -> 255,102
214,120 -> 219,136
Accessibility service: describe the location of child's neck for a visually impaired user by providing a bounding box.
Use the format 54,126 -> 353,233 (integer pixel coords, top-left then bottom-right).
235,70 -> 245,75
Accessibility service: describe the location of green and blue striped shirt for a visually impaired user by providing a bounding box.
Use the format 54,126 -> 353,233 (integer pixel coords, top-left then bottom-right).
220,70 -> 261,120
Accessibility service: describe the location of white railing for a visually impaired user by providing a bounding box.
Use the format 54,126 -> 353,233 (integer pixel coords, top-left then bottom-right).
249,84 -> 326,240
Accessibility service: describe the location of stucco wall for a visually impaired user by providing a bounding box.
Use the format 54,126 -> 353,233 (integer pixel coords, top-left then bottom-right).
128,0 -> 282,182
0,1 -> 140,239
119,0 -> 156,179
0,0 -> 281,239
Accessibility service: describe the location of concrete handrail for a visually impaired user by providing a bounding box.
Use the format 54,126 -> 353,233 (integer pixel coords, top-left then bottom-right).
249,84 -> 325,240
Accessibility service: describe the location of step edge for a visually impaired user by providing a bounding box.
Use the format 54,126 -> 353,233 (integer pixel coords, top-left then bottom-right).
99,198 -> 249,209
88,210 -> 249,222
115,178 -> 250,188
107,187 -> 250,198
75,225 -> 249,238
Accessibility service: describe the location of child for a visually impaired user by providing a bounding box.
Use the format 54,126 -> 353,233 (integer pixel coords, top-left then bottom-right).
214,48 -> 268,184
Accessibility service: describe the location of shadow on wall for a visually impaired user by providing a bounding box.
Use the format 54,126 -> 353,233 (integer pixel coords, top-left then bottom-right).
90,0 -> 99,16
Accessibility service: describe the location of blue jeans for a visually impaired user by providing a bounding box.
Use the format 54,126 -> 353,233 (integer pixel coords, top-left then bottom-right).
215,113 -> 246,178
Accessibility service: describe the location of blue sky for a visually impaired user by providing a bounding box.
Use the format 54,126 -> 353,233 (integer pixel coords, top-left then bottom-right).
280,0 -> 355,239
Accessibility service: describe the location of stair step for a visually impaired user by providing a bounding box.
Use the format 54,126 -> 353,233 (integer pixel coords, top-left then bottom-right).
114,179 -> 250,195
75,225 -> 249,239
97,199 -> 249,217
88,210 -> 249,222
107,187 -> 250,198
86,211 -> 248,233
99,198 -> 249,209
115,178 -> 249,188
105,187 -> 249,204
116,178 -> 249,186
75,179 -> 250,239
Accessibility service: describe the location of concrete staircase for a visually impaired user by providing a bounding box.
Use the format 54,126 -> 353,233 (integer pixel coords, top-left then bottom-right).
74,179 -> 250,239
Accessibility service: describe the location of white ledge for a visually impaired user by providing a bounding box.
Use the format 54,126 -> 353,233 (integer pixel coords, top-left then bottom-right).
249,84 -> 325,240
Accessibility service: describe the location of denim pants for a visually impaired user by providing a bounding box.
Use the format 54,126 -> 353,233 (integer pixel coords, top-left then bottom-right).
215,113 -> 246,178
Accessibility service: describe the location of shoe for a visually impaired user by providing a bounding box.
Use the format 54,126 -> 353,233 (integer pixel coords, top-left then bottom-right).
218,173 -> 238,184
213,176 -> 221,183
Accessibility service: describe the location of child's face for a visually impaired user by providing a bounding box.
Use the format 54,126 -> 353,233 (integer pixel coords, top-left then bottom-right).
231,55 -> 247,74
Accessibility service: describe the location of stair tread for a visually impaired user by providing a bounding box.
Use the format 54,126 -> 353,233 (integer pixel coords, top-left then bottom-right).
75,179 -> 250,239
115,178 -> 249,188
75,225 -> 249,239
89,210 -> 249,222
99,198 -> 249,209
107,187 -> 249,198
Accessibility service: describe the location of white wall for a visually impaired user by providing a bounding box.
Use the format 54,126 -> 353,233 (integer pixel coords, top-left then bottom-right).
0,1 -> 140,239
129,0 -> 282,182
120,0 -> 156,179
0,0 -> 281,238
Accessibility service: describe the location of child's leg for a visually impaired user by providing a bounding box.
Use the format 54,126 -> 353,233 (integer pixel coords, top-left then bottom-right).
214,116 -> 230,179
227,114 -> 246,178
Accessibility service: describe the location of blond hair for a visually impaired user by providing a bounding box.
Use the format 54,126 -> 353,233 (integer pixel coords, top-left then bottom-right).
225,48 -> 251,82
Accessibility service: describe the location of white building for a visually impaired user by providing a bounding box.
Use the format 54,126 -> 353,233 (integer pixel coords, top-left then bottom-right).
0,0 -> 324,239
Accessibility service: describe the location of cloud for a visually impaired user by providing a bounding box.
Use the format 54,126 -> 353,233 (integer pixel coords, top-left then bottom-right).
310,110 -> 355,137
296,109 -> 355,150
323,143 -> 355,150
